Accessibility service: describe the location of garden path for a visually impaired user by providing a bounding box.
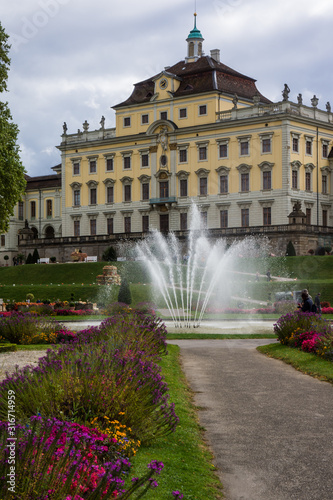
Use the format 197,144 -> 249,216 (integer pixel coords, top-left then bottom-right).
168,339 -> 333,500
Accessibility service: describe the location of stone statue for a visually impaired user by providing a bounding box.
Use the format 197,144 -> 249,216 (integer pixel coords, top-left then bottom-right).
83,120 -> 89,132
311,95 -> 319,108
100,115 -> 105,129
282,84 -> 290,101
297,94 -> 303,105
62,122 -> 68,134
326,102 -> 331,113
158,126 -> 168,151
232,93 -> 238,109
293,200 -> 302,213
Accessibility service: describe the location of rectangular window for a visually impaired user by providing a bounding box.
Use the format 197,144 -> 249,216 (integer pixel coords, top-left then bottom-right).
322,175 -> 327,194
323,210 -> 328,227
240,141 -> 249,155
124,216 -> 131,233
74,190 -> 80,206
322,143 -> 328,158
124,117 -> 131,127
241,173 -> 249,192
160,111 -> 168,120
1,235 -> 5,246
199,177 -> 208,196
123,156 -> 131,169
107,218 -> 113,235
73,162 -> 80,175
180,179 -> 188,197
220,210 -> 228,228
142,183 -> 149,200
90,188 -> 97,205
90,219 -> 96,236
199,104 -> 207,115
106,158 -> 114,171
200,211 -> 207,228
262,138 -> 271,153
305,172 -> 311,191
179,108 -> 187,119
74,220 -> 80,237
89,160 -> 97,173
124,184 -> 131,202
142,215 -> 149,233
199,146 -> 207,160
141,114 -> 149,124
263,171 -> 271,190
263,207 -> 271,226
18,201 -> 24,220
180,212 -> 187,231
241,208 -> 249,227
306,140 -> 312,155
159,181 -> 169,198
141,154 -> 149,167
220,175 -> 228,194
30,201 -> 36,219
107,186 -> 114,203
179,149 -> 187,163
292,170 -> 298,189
46,199 -> 52,218
292,137 -> 299,153
306,208 -> 311,225
219,143 -> 228,158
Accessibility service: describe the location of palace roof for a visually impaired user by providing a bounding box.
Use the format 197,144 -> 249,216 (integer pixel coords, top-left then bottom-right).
114,55 -> 271,108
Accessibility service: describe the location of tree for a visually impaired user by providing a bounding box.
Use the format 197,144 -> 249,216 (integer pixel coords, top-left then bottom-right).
0,23 -> 26,233
118,278 -> 132,305
286,241 -> 296,257
32,248 -> 40,264
102,246 -> 117,262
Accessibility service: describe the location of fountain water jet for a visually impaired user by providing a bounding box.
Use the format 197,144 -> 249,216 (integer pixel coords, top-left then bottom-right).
136,205 -> 266,328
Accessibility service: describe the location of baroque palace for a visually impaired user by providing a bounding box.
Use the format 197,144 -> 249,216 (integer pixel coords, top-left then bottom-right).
1,15 -> 333,263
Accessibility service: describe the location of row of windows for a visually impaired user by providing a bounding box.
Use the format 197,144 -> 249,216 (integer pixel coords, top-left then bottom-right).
18,200 -> 53,220
71,134 -> 287,176
292,134 -> 329,158
73,169 -> 330,207
122,104 -> 208,128
71,207 -> 330,238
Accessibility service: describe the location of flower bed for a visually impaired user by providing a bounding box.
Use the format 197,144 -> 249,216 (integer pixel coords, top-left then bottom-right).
0,311 -> 180,498
274,310 -> 333,361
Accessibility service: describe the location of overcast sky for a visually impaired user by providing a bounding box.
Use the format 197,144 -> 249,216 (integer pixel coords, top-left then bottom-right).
2,0 -> 333,177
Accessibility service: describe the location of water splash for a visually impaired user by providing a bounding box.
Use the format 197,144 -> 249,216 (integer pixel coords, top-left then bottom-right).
136,204 -> 265,327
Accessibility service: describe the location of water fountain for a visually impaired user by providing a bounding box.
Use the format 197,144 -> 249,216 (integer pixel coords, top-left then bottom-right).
136,204 -> 267,328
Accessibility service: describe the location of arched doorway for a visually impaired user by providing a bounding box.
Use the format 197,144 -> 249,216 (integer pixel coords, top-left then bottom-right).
45,226 -> 55,239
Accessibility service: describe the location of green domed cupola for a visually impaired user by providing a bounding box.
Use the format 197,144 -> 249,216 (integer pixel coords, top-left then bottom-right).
186,13 -> 204,62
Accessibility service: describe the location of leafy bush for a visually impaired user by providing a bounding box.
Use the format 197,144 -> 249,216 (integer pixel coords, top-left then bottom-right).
274,310 -> 330,346
102,245 -> 117,261
118,278 -> 132,305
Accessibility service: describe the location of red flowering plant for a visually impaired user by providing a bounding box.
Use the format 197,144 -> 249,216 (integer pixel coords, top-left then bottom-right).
0,417 -> 164,499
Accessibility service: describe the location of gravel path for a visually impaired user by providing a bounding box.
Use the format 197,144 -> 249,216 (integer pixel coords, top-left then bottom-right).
0,350 -> 46,381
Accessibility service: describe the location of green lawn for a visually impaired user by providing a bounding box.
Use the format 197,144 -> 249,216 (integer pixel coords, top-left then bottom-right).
128,345 -> 223,499
257,343 -> 333,384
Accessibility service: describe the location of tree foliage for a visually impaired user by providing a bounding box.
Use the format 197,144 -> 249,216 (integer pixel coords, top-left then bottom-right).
118,277 -> 132,305
0,22 -> 26,233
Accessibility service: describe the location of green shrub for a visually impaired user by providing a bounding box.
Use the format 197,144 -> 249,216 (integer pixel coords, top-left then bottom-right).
102,245 -> 117,261
118,278 -> 132,305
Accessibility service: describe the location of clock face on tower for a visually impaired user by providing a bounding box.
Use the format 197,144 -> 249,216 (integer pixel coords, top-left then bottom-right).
159,78 -> 168,90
